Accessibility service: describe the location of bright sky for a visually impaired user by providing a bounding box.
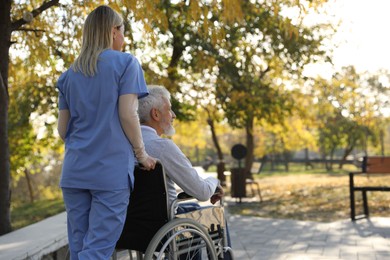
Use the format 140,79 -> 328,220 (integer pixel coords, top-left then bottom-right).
308,0 -> 390,77
333,0 -> 390,72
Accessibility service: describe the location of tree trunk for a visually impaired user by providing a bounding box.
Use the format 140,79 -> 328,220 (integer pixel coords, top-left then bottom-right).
281,138 -> 289,172
206,118 -> 226,185
328,150 -> 334,171
24,169 -> 35,203
283,151 -> 290,172
339,144 -> 354,169
320,151 -> 327,170
380,128 -> 385,156
244,116 -> 254,179
270,134 -> 276,171
0,0 -> 12,235
0,0 -> 60,235
304,148 -> 313,169
0,72 -> 11,235
363,131 -> 368,156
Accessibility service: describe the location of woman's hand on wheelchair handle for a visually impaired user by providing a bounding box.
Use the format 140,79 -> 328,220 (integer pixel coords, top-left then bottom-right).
139,155 -> 157,171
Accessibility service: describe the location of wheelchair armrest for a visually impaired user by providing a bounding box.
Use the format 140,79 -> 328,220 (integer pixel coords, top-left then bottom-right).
177,191 -> 224,205
178,184 -> 223,200
177,192 -> 194,200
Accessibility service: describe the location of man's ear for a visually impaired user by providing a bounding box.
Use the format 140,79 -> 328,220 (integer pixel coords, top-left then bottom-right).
151,108 -> 160,121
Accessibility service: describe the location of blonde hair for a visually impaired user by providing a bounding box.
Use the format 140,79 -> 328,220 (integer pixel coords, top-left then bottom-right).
73,5 -> 123,76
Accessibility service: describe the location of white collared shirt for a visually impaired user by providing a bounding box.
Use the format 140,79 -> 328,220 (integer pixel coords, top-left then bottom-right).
140,125 -> 219,208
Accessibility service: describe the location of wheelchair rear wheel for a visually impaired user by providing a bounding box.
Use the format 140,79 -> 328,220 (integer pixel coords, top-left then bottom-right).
144,218 -> 218,260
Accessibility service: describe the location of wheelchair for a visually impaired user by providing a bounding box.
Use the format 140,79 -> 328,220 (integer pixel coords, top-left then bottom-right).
114,162 -> 233,260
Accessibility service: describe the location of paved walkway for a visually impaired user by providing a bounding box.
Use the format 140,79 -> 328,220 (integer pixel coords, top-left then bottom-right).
200,171 -> 390,260
227,214 -> 390,260
1,210 -> 388,259
2,167 -> 388,259
116,211 -> 390,260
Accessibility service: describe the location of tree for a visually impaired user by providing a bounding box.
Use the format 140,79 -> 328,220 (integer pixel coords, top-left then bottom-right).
8,56 -> 64,203
0,72 -> 11,234
312,76 -> 348,170
258,110 -> 318,172
0,0 -> 61,235
2,0 -> 116,234
1,0 -> 245,233
5,0 -> 145,235
1,0 -> 342,233
364,71 -> 390,156
140,0 -> 333,179
171,110 -> 209,163
121,0 -> 244,183
206,0 -> 332,176
311,66 -> 390,170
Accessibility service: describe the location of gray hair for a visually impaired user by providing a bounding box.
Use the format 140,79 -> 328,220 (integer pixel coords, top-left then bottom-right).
73,5 -> 123,76
138,85 -> 171,124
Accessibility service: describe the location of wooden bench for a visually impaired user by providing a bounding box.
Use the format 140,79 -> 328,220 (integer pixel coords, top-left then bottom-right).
349,156 -> 390,221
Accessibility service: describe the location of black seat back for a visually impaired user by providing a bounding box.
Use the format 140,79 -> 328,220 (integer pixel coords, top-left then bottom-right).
116,162 -> 169,252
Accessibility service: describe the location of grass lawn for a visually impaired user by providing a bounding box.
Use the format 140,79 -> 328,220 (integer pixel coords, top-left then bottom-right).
11,199 -> 65,231
9,164 -> 390,230
227,166 -> 390,222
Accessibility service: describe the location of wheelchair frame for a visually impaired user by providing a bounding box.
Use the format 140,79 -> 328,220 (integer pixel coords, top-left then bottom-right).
114,161 -> 233,260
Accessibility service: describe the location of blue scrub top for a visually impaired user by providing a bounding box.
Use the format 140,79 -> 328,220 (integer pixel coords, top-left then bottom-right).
57,49 -> 148,191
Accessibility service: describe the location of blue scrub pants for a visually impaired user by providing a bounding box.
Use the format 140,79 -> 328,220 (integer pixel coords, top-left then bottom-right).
62,188 -> 130,260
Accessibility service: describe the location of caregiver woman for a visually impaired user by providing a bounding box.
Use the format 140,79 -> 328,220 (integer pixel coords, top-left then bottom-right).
56,5 -> 156,260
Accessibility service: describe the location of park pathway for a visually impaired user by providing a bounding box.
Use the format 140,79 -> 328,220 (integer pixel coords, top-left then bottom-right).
227,213 -> 390,260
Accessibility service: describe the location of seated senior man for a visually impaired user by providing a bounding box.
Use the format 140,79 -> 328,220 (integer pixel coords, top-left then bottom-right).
138,85 -> 224,213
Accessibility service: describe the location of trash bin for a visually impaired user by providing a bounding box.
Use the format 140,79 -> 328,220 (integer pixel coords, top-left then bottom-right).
230,144 -> 247,202
230,168 -> 246,199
